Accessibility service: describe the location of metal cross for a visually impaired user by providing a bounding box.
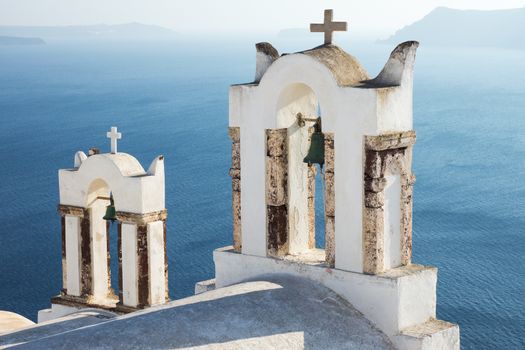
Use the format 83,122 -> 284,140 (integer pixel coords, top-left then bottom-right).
106,126 -> 122,154
310,9 -> 347,45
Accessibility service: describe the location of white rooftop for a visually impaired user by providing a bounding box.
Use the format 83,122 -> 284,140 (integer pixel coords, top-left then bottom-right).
0,276 -> 394,349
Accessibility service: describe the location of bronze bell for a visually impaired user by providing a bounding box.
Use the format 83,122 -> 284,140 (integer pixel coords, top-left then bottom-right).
103,193 -> 117,222
303,118 -> 325,167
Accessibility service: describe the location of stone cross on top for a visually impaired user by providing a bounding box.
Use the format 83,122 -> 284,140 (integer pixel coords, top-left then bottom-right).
106,126 -> 122,154
310,9 -> 347,45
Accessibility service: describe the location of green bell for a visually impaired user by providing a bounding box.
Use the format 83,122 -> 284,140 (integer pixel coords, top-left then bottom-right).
103,194 -> 117,222
303,119 -> 325,167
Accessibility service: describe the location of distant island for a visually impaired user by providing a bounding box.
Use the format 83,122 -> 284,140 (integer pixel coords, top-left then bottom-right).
381,6 -> 525,50
0,23 -> 178,41
0,36 -> 45,45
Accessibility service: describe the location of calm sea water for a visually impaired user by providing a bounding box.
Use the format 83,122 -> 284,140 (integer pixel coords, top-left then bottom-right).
0,38 -> 524,349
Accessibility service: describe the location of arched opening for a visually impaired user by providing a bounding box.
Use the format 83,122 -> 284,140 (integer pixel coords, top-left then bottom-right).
266,83 -> 331,264
86,179 -> 119,307
314,104 -> 326,250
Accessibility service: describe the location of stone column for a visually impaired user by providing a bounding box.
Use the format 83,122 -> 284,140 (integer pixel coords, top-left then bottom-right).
116,210 -> 168,310
266,129 -> 288,257
307,163 -> 316,250
57,205 -> 91,298
228,127 -> 242,252
117,223 -> 123,303
324,133 -> 336,267
136,224 -> 149,307
60,216 -> 66,294
363,131 -> 416,274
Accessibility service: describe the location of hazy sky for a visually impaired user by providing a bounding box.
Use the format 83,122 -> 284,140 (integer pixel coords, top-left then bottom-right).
1,0 -> 524,37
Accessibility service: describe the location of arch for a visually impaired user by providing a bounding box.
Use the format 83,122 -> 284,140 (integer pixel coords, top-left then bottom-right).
265,81 -> 333,263
85,178 -> 117,306
237,51 -> 371,271
257,54 -> 343,132
86,178 -> 110,208
79,154 -> 145,212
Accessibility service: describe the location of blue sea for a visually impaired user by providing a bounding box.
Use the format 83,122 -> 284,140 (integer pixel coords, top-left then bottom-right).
0,38 -> 524,349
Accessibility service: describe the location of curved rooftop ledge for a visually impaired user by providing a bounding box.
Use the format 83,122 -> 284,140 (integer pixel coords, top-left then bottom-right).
359,41 -> 420,88
214,246 -> 438,338
58,153 -> 165,213
77,153 -> 146,177
233,41 -> 418,90
296,44 -> 370,86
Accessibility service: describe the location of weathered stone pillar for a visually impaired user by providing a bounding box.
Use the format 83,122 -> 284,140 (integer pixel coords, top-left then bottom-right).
57,205 -> 91,298
163,220 -> 169,302
228,127 -> 242,252
60,216 -> 66,294
324,133 -> 336,267
266,129 -> 288,257
307,164 -> 316,249
363,131 -> 416,274
116,210 -> 168,310
136,224 -> 149,308
106,221 -> 112,298
117,223 -> 123,303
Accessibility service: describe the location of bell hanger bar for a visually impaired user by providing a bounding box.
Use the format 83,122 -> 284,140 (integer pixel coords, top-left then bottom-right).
296,112 -> 321,127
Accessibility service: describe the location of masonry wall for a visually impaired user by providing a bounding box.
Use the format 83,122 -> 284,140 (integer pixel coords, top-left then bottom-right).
266,129 -> 288,257
324,133 -> 336,267
228,127 -> 242,252
363,131 -> 416,274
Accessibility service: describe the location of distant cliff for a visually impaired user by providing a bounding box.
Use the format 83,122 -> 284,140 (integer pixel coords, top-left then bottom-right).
0,23 -> 177,41
0,36 -> 45,45
381,7 -> 525,49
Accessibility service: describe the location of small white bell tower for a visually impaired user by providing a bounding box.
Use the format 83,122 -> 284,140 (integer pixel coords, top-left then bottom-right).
39,127 -> 169,321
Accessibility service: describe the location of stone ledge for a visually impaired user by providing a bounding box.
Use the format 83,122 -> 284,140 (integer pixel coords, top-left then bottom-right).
50,295 -> 155,316
365,130 -> 416,151
393,319 -> 460,350
116,210 -> 167,225
195,279 -> 216,295
51,295 -> 119,313
57,204 -> 88,218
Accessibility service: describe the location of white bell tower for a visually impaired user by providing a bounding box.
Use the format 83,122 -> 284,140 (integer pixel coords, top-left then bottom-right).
39,127 -> 169,321
212,9 -> 460,350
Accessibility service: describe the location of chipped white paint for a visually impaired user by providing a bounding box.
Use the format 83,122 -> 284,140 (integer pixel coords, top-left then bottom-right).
122,223 -> 138,308
65,215 -> 81,296
148,220 -> 166,305
384,175 -> 401,269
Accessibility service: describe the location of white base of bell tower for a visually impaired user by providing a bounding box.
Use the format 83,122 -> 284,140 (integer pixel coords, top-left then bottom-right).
209,246 -> 459,350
